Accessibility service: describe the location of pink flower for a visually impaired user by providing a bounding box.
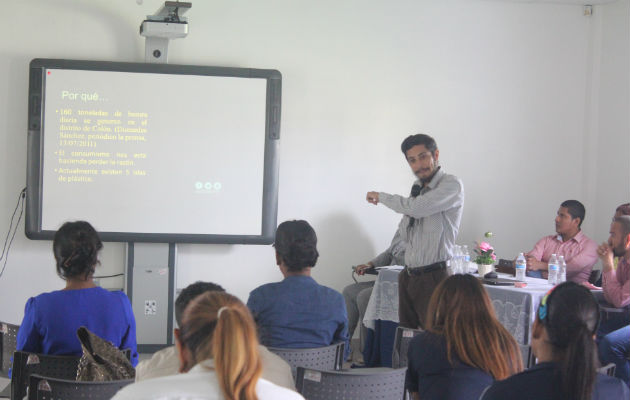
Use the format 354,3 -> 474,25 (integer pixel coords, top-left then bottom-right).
491,253 -> 497,261
479,242 -> 493,252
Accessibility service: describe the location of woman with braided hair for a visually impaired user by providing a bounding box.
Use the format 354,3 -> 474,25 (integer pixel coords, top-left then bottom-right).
482,281 -> 629,400
16,221 -> 138,366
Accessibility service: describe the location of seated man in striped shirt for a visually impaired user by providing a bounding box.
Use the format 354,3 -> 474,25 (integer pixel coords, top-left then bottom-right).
525,199 -> 598,284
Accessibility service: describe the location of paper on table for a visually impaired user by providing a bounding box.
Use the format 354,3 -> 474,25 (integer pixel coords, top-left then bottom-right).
375,265 -> 405,271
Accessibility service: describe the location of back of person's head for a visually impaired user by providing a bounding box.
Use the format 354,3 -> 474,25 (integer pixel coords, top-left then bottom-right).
426,274 -> 522,380
179,291 -> 262,400
274,220 -> 319,272
400,134 -> 438,156
615,203 -> 630,217
174,281 -> 225,326
560,199 -> 586,228
536,281 -> 600,400
53,221 -> 103,280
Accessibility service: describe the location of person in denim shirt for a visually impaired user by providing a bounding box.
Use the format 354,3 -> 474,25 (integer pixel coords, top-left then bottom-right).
247,220 -> 349,359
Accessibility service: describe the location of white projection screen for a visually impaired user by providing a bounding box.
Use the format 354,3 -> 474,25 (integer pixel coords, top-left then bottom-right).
26,59 -> 281,244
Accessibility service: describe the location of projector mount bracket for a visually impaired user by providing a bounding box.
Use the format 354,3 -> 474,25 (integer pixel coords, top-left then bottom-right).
140,1 -> 191,63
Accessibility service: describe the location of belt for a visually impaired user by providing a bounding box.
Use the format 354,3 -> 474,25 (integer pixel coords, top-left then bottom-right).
406,261 -> 447,276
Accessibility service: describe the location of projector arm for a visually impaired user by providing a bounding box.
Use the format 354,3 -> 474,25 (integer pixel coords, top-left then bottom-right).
140,1 -> 191,63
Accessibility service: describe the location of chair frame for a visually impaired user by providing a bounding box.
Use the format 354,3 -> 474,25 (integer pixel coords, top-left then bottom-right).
10,351 -> 80,400
597,362 -> 616,377
391,326 -> 423,369
0,322 -> 19,378
296,366 -> 407,400
518,344 -> 537,369
28,373 -> 133,400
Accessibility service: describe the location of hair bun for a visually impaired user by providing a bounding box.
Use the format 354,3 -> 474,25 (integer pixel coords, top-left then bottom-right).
54,221 -> 102,280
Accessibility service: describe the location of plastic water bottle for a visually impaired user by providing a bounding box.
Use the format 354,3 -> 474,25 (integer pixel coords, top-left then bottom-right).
462,245 -> 471,274
548,253 -> 559,285
452,245 -> 462,274
558,255 -> 566,283
515,253 -> 526,281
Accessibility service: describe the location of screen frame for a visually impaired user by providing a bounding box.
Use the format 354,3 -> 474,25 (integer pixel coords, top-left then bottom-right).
26,58 -> 281,244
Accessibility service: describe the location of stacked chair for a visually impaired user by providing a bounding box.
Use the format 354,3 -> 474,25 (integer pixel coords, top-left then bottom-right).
27,374 -> 133,400
270,340 -> 409,399
0,322 -> 20,397
10,351 -> 80,400
295,366 -> 406,400
268,342 -> 345,379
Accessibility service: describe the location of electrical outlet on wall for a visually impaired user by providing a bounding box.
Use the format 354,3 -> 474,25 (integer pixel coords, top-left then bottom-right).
144,300 -> 157,315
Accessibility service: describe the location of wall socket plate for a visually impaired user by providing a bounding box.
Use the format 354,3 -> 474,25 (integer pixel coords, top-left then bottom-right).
144,300 -> 157,315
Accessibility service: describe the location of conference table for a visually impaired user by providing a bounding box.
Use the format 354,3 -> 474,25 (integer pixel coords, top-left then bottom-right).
360,268 -> 570,367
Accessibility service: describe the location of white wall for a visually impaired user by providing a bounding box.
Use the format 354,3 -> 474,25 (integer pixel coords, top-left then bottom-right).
591,0 -> 630,241
0,0 -> 628,325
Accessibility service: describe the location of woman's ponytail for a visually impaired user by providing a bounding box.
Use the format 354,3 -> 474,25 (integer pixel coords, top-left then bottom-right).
179,292 -> 262,400
560,323 -> 597,400
541,282 -> 600,400
213,306 -> 262,400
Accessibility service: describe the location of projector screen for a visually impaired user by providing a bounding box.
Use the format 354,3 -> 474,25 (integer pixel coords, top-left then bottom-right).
26,59 -> 281,244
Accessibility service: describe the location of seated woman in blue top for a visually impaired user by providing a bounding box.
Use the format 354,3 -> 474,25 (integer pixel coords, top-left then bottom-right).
247,220 -> 349,358
481,282 -> 629,400
405,274 -> 523,400
17,221 -> 138,366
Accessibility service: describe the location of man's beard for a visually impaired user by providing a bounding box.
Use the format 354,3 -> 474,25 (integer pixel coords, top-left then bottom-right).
612,244 -> 626,258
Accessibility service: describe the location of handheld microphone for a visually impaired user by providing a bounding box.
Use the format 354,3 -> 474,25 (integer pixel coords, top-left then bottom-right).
410,184 -> 421,197
409,184 -> 421,227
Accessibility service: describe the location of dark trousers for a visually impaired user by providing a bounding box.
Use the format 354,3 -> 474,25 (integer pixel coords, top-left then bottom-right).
398,267 -> 448,329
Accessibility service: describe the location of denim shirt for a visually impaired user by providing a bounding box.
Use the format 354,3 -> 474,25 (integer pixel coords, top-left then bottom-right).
247,275 -> 350,359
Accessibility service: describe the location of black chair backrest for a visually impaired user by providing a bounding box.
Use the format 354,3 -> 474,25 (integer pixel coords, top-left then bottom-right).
268,342 -> 344,379
392,326 -> 423,369
11,351 -> 80,400
495,259 -> 515,275
28,374 -> 133,400
0,322 -> 19,378
296,367 -> 407,400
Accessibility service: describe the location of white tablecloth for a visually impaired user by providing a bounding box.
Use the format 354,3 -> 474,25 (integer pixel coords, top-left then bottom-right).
362,270 -> 559,345
362,269 -> 401,329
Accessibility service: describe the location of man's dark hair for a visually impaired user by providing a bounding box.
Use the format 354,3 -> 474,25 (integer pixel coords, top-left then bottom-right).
274,220 -> 319,272
175,281 -> 225,325
401,134 -> 438,157
561,200 -> 586,228
616,203 -> 630,216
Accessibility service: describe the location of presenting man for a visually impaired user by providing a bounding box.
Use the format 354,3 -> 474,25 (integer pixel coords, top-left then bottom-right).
525,200 -> 598,283
356,134 -> 464,329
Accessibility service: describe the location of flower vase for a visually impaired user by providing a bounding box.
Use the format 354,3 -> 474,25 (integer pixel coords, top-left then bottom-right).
478,263 -> 494,277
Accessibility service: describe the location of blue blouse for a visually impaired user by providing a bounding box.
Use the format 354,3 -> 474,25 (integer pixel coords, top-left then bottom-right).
247,275 -> 350,359
16,287 -> 138,366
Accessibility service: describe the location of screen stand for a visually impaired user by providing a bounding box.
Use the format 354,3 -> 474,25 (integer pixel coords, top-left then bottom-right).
123,1 -> 191,354
125,242 -> 176,353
